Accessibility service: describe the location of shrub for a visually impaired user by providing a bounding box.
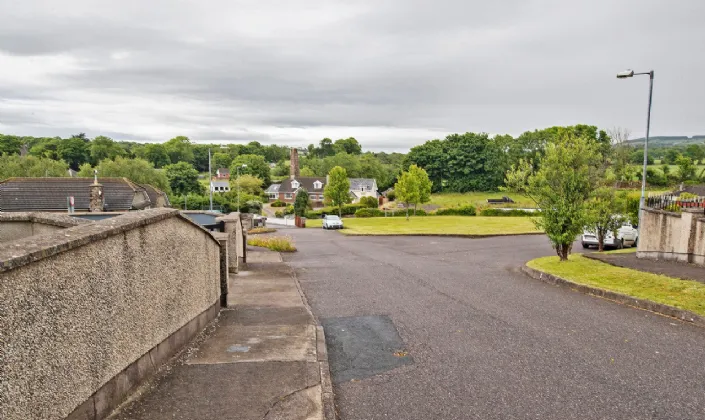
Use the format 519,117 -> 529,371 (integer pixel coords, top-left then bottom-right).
478,208 -> 535,217
248,227 -> 276,234
680,192 -> 699,199
358,196 -> 379,208
247,235 -> 296,252
380,209 -> 427,217
355,208 -> 384,218
435,205 -> 476,216
284,205 -> 295,215
274,210 -> 284,218
386,190 -> 396,201
271,200 -> 287,207
307,203 -> 366,218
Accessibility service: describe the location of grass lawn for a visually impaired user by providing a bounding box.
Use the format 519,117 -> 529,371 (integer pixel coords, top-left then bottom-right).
429,192 -> 536,209
527,254 -> 705,316
306,216 -> 540,236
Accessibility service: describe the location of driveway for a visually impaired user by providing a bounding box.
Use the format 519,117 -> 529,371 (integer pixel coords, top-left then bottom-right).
283,229 -> 705,420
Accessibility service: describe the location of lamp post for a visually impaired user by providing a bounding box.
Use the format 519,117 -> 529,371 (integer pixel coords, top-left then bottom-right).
237,164 -> 247,212
617,69 -> 654,226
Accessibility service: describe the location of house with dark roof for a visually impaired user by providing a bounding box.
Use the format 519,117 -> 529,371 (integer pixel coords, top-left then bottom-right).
264,148 -> 378,207
215,168 -> 230,179
0,177 -> 170,212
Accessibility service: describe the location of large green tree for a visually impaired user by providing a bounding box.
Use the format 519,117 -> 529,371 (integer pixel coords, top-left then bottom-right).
504,134 -> 601,260
294,188 -> 310,217
90,136 -> 124,164
394,169 -> 420,220
78,157 -> 170,192
333,137 -> 362,155
231,154 -> 271,186
140,143 -> 171,168
323,166 -> 351,216
57,137 -> 90,170
164,136 -> 194,164
164,161 -> 202,195
0,154 -> 69,179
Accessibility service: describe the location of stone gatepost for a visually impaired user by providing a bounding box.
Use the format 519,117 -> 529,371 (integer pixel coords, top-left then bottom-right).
212,232 -> 230,307
216,212 -> 243,273
89,183 -> 104,212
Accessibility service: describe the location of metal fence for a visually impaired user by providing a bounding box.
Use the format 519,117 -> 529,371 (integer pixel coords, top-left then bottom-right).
646,195 -> 705,213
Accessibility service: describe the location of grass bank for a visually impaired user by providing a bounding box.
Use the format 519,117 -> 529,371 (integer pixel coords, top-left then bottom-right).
306,216 -> 540,236
247,235 -> 296,252
429,192 -> 535,209
527,254 -> 705,316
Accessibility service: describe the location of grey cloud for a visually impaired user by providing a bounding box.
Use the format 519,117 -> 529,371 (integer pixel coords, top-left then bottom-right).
0,0 -> 704,150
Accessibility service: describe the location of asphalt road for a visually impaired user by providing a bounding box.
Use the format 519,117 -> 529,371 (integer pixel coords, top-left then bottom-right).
283,229 -> 705,420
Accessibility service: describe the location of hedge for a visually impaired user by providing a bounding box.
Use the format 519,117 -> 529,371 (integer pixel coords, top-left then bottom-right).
306,203 -> 367,219
355,208 -> 384,218
479,208 -> 536,217
435,205 -> 476,216
271,200 -> 287,207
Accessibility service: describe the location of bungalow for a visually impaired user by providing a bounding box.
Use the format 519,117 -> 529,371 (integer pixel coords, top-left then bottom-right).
215,168 -> 230,179
264,148 -> 378,207
210,180 -> 231,193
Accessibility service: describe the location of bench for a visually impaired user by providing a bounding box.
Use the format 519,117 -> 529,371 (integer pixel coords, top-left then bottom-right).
486,196 -> 514,204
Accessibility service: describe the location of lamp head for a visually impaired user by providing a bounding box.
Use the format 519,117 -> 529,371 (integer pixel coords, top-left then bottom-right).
616,69 -> 635,79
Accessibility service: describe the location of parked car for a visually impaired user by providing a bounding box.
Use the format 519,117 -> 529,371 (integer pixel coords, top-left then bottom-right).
582,222 -> 638,249
322,215 -> 344,230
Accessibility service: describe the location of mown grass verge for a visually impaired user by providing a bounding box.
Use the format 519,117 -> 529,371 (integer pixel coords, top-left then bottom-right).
306,216 -> 540,236
527,254 -> 705,316
248,227 -> 277,235
247,235 -> 296,252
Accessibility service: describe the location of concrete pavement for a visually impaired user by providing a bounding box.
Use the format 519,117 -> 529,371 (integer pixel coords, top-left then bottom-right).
108,248 -> 334,420
285,228 -> 705,420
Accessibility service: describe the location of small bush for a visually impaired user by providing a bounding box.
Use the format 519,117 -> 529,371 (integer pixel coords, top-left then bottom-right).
358,196 -> 379,208
306,203 -> 366,218
274,210 -> 284,218
355,208 -> 384,218
386,190 -> 396,201
479,208 -> 536,217
284,205 -> 295,215
248,227 -> 276,234
271,200 -> 287,207
379,208 -> 427,217
247,235 -> 296,252
435,205 -> 476,216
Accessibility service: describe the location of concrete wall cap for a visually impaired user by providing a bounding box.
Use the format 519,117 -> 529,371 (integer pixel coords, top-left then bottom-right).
0,211 -> 91,228
642,207 -> 682,218
0,208 -> 219,273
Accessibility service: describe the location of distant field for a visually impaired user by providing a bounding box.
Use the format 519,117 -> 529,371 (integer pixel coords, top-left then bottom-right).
306,216 -> 540,236
429,192 -> 536,209
646,164 -> 705,176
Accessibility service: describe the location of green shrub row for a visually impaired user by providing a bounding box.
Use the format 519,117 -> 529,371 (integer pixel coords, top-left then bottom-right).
478,208 -> 536,217
306,203 -> 367,219
270,199 -> 287,207
435,205 -> 476,216
355,208 -> 384,218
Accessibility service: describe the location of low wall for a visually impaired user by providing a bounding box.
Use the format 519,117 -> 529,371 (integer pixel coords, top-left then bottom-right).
0,208 -> 222,420
637,208 -> 705,266
0,212 -> 90,243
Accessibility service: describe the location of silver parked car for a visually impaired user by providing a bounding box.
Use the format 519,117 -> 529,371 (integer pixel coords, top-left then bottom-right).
322,215 -> 344,230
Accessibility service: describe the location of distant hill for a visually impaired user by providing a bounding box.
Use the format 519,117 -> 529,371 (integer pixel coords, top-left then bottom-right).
625,136 -> 705,147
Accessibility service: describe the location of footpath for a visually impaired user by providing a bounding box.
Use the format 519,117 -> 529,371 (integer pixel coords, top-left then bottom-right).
108,248 -> 335,420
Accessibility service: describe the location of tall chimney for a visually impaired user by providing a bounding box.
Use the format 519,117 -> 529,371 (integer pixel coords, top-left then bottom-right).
290,148 -> 300,179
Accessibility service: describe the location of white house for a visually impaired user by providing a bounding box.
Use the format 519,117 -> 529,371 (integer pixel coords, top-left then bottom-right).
210,180 -> 230,193
348,178 -> 378,202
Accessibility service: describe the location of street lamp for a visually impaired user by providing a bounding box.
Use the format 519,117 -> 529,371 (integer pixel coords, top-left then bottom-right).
237,164 -> 247,212
617,69 -> 654,227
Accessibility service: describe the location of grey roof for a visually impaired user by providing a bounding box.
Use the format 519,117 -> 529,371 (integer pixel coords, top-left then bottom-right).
680,185 -> 705,197
278,177 -> 326,193
265,183 -> 281,193
0,177 -> 148,212
216,168 -> 230,175
139,183 -> 170,207
349,178 -> 376,191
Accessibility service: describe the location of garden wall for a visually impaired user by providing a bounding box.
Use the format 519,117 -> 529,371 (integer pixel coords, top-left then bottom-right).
637,207 -> 705,267
0,208 -> 223,420
0,212 -> 90,243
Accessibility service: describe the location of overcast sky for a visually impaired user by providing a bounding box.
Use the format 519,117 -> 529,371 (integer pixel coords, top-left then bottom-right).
0,1 -> 703,152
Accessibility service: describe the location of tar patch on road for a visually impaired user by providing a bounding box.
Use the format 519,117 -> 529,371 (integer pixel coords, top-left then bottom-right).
321,315 -> 413,384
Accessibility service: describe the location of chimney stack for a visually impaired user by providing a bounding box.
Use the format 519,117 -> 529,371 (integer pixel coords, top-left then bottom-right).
89,182 -> 104,212
290,148 -> 300,179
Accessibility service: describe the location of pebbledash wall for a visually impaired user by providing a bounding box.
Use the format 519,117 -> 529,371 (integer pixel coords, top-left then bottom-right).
0,212 -> 91,243
637,207 -> 705,267
0,208 -> 232,420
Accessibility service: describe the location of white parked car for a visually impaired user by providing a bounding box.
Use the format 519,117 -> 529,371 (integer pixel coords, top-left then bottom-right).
582,222 -> 638,249
322,215 -> 344,230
